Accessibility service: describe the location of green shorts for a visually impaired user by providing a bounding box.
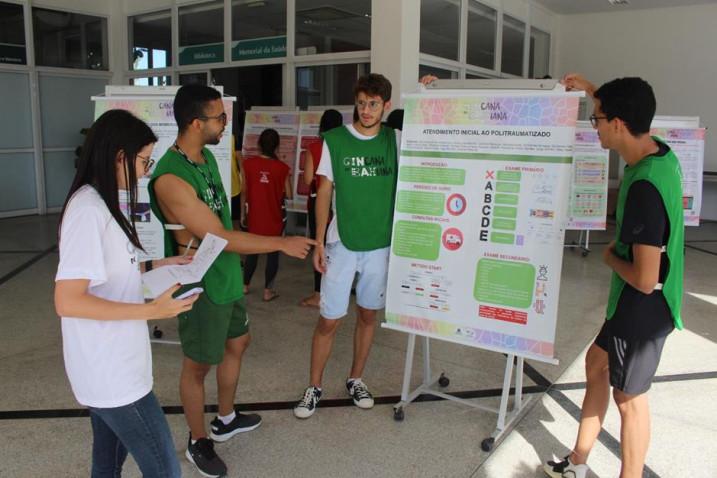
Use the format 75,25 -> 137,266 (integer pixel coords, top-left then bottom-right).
177,292 -> 249,365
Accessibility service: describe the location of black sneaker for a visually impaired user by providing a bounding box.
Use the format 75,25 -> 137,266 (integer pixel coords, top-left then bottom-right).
209,412 -> 262,442
185,435 -> 227,478
346,379 -> 374,409
293,386 -> 322,419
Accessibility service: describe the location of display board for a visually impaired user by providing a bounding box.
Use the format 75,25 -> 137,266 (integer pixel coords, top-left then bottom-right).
567,121 -> 610,230
93,86 -> 234,260
384,89 -> 582,363
651,125 -> 706,226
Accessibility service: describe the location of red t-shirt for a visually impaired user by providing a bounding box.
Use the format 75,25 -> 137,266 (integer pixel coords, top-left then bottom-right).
307,140 -> 324,194
243,156 -> 290,236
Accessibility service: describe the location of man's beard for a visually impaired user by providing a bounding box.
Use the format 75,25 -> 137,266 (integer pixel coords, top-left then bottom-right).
204,131 -> 222,145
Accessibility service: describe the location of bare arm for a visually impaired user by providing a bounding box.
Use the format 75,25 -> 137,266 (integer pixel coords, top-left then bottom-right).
561,73 -> 597,98
603,241 -> 662,294
55,279 -> 197,321
312,176 -> 333,273
284,172 -> 293,200
303,150 -> 315,186
153,174 -> 315,257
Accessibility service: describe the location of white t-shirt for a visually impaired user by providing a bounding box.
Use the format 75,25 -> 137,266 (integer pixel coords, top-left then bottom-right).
56,185 -> 152,408
316,124 -> 400,244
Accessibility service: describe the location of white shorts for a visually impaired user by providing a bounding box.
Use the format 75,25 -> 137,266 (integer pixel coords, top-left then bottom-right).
320,240 -> 390,320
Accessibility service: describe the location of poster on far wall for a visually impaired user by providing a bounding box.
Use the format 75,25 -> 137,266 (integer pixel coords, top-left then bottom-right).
567,121 -> 609,230
650,127 -> 705,226
293,109 -> 354,209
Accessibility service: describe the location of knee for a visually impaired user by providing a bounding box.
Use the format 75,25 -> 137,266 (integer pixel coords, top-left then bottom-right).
184,361 -> 211,381
613,389 -> 642,414
356,308 -> 377,326
316,317 -> 340,336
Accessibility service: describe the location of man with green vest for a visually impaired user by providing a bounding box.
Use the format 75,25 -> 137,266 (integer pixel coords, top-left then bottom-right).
544,75 -> 684,478
149,84 -> 315,478
293,73 -> 402,419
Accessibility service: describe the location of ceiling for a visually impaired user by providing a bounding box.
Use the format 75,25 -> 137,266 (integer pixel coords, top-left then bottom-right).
532,0 -> 717,15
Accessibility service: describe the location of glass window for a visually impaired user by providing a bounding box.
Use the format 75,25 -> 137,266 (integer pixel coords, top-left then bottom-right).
232,0 -> 286,61
296,63 -> 369,109
501,15 -> 525,76
32,8 -> 108,70
212,65 -> 282,143
179,72 -> 208,86
420,0 -> 460,61
529,27 -> 550,79
130,76 -> 171,86
419,64 -> 458,80
129,10 -> 171,70
179,1 -> 224,65
295,0 -> 370,55
466,73 -> 493,79
0,2 -> 26,65
466,1 -> 496,70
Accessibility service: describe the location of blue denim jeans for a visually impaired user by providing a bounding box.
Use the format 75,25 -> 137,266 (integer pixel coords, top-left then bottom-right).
88,391 -> 180,478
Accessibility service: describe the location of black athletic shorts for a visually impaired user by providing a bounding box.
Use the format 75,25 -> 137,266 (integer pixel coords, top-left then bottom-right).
594,321 -> 667,395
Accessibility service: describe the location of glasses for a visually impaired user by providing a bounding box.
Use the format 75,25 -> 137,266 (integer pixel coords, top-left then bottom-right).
198,112 -> 228,124
589,114 -> 608,128
137,154 -> 155,172
355,99 -> 384,112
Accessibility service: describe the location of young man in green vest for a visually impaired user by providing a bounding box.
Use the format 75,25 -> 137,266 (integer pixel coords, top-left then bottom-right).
544,75 -> 684,478
149,85 -> 315,478
293,73 -> 399,419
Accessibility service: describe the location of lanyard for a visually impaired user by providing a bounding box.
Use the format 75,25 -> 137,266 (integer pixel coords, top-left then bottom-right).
173,143 -> 224,214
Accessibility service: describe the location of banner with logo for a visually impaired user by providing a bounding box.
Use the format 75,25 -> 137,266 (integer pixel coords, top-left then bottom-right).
384,90 -> 582,363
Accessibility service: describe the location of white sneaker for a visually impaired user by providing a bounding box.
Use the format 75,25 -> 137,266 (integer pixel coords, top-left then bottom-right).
294,386 -> 322,419
346,379 -> 374,409
543,455 -> 588,478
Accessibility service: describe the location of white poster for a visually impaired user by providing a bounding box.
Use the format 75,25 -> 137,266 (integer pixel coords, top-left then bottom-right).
94,94 -> 234,260
650,127 -> 706,227
384,91 -> 582,363
567,122 -> 609,230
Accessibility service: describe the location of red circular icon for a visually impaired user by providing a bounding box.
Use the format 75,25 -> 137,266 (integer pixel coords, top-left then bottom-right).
442,228 -> 464,251
446,194 -> 467,216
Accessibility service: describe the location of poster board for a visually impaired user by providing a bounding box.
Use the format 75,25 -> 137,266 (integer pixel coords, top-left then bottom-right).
567,121 -> 610,230
383,88 -> 582,364
650,125 -> 706,226
93,86 -> 234,260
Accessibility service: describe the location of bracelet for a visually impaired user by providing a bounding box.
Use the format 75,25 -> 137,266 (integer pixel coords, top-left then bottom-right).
146,260 -> 153,272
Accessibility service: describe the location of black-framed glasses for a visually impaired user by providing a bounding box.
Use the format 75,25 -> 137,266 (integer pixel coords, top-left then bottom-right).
198,112 -> 228,124
355,99 -> 384,112
589,114 -> 608,128
137,154 -> 155,172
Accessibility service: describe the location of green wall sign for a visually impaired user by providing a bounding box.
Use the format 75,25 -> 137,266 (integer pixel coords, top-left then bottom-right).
232,36 -> 286,61
178,43 -> 224,65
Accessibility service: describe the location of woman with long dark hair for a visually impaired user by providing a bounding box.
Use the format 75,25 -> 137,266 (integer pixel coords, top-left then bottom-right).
299,109 -> 343,307
241,128 -> 292,301
55,109 -> 198,477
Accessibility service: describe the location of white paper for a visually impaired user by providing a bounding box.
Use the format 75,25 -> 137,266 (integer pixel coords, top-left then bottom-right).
141,233 -> 228,298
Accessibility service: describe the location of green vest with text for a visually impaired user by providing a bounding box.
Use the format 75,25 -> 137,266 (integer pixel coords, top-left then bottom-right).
605,138 -> 684,330
325,125 -> 397,251
148,148 -> 244,305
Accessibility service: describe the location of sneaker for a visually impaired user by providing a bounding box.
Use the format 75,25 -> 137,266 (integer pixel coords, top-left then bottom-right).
293,386 -> 322,419
209,412 -> 262,442
543,455 -> 589,478
185,435 -> 227,478
346,379 -> 374,409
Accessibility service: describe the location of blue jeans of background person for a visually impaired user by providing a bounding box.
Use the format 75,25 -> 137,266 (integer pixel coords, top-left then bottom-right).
88,391 -> 180,478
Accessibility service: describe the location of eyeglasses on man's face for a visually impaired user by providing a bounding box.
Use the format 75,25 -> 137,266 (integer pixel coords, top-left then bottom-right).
198,112 -> 228,124
136,154 -> 155,172
355,99 -> 384,112
589,114 -> 608,128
